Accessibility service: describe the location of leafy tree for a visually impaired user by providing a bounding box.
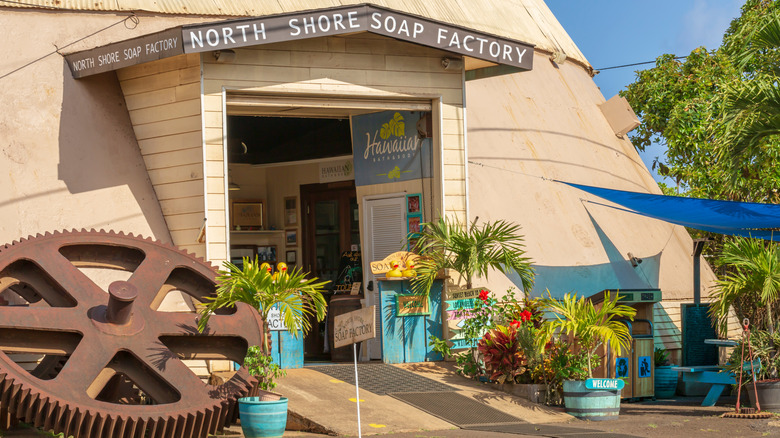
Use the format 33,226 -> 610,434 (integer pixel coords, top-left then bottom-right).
709,237 -> 780,335
622,0 -> 780,203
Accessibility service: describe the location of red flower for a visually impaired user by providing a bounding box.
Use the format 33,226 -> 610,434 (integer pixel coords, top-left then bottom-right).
520,310 -> 533,322
478,289 -> 490,302
510,320 -> 521,328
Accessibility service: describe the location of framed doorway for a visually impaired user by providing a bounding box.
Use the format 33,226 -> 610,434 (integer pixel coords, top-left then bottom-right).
300,181 -> 359,360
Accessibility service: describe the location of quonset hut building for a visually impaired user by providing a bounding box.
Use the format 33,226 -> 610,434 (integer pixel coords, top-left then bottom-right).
0,1 -> 719,371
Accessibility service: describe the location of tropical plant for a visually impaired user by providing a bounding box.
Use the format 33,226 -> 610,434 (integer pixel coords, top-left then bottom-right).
709,237 -> 780,335
531,340 -> 593,406
198,257 -> 329,387
719,11 -> 780,164
409,216 -> 534,296
539,291 -> 636,378
478,324 -> 526,384
243,346 -> 286,391
724,329 -> 780,382
654,347 -> 671,367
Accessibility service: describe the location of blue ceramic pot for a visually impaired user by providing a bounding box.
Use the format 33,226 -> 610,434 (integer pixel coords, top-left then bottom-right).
238,396 -> 288,438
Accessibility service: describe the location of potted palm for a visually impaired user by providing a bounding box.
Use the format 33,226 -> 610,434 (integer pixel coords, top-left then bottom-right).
539,291 -> 635,421
409,216 -> 535,295
710,237 -> 780,411
654,347 -> 677,399
198,257 -> 328,438
410,216 -> 535,375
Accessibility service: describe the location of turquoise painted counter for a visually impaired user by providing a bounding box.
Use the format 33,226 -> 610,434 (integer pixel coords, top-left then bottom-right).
378,279 -> 443,364
270,330 -> 303,369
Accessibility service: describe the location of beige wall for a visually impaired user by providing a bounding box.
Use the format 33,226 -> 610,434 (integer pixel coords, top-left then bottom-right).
0,10 -> 201,245
117,54 -> 205,256
201,33 -> 466,264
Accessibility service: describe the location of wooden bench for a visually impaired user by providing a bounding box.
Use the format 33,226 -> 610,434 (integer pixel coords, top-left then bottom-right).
671,359 -> 760,407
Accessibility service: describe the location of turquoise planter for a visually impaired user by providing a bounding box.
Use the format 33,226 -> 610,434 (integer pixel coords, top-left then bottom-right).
562,380 -> 621,421
238,397 -> 288,438
654,366 -> 678,399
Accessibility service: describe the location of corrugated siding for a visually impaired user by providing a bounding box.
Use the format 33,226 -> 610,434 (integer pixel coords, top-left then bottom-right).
201,33 -> 464,263
117,53 -> 207,258
7,0 -> 589,66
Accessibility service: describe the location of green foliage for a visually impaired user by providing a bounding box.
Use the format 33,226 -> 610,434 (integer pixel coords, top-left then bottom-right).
654,347 -> 671,367
725,329 -> 780,382
622,0 -> 780,203
530,340 -> 593,406
539,291 -> 636,378
709,237 -> 780,334
198,256 -> 328,388
243,345 -> 286,391
428,335 -> 453,359
409,216 -> 534,295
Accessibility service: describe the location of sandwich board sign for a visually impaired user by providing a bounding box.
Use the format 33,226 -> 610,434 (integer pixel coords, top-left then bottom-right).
333,306 -> 376,348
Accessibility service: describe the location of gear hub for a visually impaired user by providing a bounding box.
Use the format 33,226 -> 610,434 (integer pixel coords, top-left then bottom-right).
0,230 -> 264,438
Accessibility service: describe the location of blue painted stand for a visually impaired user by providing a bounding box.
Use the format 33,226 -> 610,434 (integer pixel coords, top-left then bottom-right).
270,329 -> 303,369
378,279 -> 443,364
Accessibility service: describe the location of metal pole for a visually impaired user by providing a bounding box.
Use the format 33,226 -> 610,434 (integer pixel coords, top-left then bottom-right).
692,239 -> 707,304
354,342 -> 362,438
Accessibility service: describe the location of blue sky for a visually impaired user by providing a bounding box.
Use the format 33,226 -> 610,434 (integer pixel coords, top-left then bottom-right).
545,0 -> 744,184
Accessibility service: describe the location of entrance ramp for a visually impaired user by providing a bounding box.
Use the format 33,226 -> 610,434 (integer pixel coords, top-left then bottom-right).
275,362 -> 571,436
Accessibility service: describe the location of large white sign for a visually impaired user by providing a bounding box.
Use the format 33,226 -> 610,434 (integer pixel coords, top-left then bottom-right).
333,306 -> 376,349
267,307 -> 287,331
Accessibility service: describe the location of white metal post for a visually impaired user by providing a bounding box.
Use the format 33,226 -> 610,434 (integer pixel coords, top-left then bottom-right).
353,343 -> 362,437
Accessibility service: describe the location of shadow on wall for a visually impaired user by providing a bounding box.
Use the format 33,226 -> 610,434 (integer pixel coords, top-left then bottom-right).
57,62 -> 169,239
506,211 -> 661,299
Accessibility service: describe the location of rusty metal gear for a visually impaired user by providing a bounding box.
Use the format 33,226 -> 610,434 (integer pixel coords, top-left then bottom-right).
0,230 -> 265,438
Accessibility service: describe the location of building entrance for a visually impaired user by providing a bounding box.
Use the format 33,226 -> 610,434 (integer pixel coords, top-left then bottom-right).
300,181 -> 359,360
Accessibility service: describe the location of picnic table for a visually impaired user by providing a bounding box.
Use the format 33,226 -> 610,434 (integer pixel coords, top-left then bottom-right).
672,339 -> 756,407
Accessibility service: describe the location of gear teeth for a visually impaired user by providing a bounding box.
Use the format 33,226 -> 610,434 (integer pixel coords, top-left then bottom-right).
0,230 -> 253,436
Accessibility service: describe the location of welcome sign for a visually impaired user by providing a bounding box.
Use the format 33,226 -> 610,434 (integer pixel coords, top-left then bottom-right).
351,111 -> 432,186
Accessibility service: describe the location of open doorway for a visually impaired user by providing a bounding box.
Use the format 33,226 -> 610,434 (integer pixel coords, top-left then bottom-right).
226,115 -> 359,362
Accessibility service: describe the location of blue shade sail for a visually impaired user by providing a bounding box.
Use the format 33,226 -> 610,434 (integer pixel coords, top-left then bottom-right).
563,182 -> 780,241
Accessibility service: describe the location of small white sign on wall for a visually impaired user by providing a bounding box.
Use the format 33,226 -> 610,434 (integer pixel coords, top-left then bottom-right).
319,159 -> 354,183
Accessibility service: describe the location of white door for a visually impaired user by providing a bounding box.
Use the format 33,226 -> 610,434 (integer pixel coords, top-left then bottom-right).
362,195 -> 407,360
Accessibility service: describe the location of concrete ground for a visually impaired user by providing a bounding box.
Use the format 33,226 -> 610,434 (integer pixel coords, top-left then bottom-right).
5,362 -> 780,437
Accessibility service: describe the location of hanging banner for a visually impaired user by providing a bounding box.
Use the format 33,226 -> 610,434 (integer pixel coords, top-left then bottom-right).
351,111 -> 432,186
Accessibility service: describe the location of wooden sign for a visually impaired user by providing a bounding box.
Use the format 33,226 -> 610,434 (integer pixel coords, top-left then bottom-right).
396,294 -> 430,316
369,251 -> 419,274
446,288 -> 483,301
350,282 -> 362,295
333,306 -> 376,349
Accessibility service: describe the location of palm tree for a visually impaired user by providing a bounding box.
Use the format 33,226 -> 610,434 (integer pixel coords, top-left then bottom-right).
719,12 -> 780,163
709,236 -> 780,335
539,292 -> 635,378
198,257 -> 329,357
409,216 -> 535,296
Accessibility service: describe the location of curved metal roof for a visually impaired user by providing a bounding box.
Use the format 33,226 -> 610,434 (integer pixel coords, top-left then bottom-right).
4,0 -> 589,66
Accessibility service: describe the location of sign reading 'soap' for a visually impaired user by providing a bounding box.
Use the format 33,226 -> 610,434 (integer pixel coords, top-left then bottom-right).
333,306 -> 376,349
65,5 -> 534,78
182,5 -> 533,70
